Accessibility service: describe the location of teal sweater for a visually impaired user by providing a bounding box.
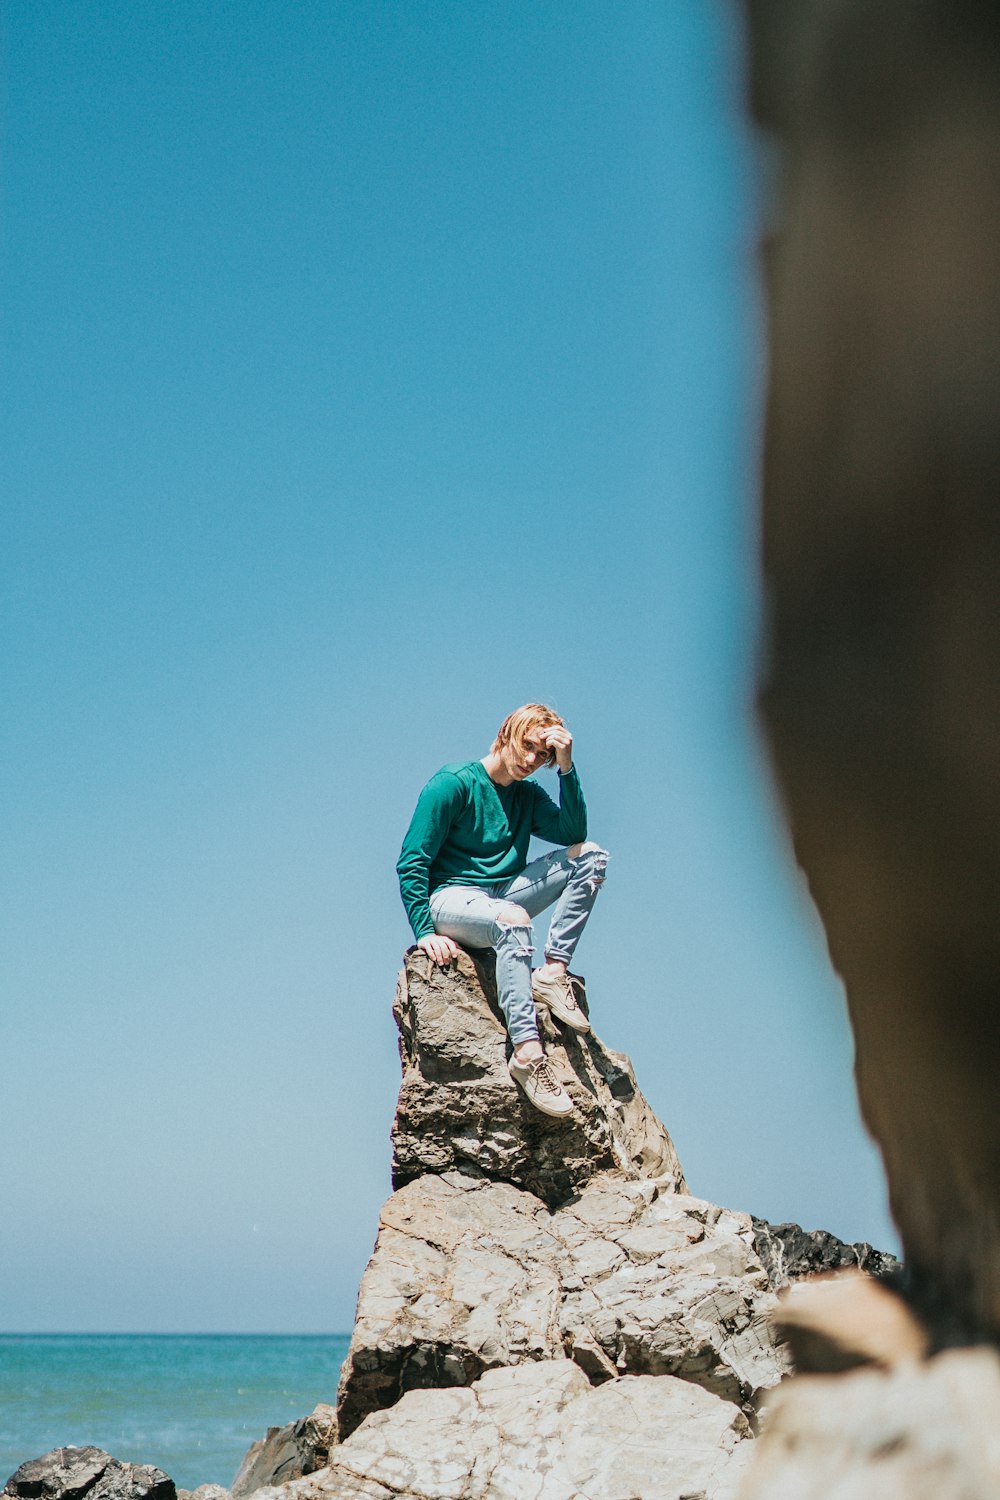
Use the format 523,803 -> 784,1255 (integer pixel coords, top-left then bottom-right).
397,760 -> 588,940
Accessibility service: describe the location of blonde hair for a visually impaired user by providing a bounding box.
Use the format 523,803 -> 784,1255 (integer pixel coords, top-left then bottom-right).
491,703 -> 564,768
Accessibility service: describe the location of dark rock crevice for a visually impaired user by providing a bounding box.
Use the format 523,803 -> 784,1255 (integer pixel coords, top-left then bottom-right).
751,1218 -> 900,1291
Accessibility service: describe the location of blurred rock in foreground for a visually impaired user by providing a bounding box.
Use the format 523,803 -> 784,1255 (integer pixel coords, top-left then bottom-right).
740,1348 -> 1000,1500
742,0 -> 1000,1492
749,0 -> 1000,1347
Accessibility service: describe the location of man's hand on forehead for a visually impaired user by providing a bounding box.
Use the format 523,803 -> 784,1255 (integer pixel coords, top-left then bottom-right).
540,724 -> 573,772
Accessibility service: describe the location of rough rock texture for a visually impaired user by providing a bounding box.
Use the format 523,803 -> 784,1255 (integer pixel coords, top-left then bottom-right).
3,1451 -> 174,1500
335,1169 -> 787,1440
751,1217 -> 899,1290
746,0 -> 1000,1343
220,951 -> 901,1499
231,1408 -> 336,1497
391,948 -> 685,1208
737,1348 -> 1000,1500
255,1361 -> 754,1500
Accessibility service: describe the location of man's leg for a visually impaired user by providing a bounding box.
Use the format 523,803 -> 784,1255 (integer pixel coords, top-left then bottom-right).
428,886 -> 574,1118
542,841 -> 609,969
500,842 -> 609,966
500,843 -> 610,1029
428,887 -> 540,1051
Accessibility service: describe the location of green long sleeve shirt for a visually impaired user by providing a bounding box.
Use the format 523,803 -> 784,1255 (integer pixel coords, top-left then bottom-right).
396,760 -> 588,940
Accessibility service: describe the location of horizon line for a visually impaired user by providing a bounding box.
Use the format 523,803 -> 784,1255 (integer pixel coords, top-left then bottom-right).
0,1330 -> 352,1338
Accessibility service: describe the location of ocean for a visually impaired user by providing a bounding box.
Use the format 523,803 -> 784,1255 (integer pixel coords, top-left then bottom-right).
0,1335 -> 351,1493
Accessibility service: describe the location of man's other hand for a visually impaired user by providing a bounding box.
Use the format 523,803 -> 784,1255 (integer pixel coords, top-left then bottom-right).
417,933 -> 462,965
543,724 -> 574,773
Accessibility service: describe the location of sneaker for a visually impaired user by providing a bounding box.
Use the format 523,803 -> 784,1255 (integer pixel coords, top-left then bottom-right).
532,969 -> 591,1033
508,1054 -> 575,1117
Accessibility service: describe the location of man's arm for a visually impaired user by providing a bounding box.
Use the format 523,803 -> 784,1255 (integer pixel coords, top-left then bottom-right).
529,726 -> 588,845
396,771 -> 466,945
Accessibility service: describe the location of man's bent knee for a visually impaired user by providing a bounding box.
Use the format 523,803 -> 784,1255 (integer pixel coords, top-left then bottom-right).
496,902 -> 531,926
567,841 -> 607,861
493,904 -> 533,957
566,842 -> 609,891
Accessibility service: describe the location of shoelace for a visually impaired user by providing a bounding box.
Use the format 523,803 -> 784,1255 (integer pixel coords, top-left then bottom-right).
541,975 -> 579,1010
530,1057 -> 563,1096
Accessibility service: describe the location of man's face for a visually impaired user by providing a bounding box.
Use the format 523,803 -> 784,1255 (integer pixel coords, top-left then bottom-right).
501,728 -> 554,780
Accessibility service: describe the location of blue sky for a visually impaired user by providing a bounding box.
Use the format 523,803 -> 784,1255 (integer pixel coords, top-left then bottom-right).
2,0 -> 896,1333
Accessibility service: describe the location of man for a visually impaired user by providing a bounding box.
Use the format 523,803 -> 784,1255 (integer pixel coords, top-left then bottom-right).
397,703 -> 609,1117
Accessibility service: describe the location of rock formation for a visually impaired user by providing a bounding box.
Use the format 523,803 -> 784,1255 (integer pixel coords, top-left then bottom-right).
336,1171 -> 784,1442
231,1410 -> 337,1500
249,1363 -> 756,1500
750,1217 -> 898,1290
3,1450 -> 174,1500
771,1270 -> 929,1376
391,949 -> 684,1207
333,951 -> 787,1447
4,952 -> 901,1500
222,949 -> 807,1500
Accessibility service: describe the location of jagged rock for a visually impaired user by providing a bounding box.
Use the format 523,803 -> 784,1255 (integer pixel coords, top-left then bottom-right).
323,951 -> 786,1445
253,1361 -> 755,1500
231,1407 -> 336,1497
751,1218 -> 899,1290
737,1347 -> 1000,1499
772,1270 -> 929,1375
335,1170 -> 787,1440
3,1451 -> 174,1500
556,1184 -> 786,1402
391,948 -> 685,1208
4,1451 -> 110,1500
227,952 -> 904,1499
178,1489 -> 230,1500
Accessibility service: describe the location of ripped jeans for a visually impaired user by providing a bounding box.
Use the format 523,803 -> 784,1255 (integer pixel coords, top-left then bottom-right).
428,842 -> 609,1046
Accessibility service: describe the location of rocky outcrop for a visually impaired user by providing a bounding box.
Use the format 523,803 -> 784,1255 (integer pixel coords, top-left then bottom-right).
5,954 -> 899,1500
219,948 -> 903,1498
4,1451 -> 174,1500
252,1362 -> 755,1500
391,949 -> 685,1208
751,1218 -> 899,1290
336,1170 -> 787,1440
231,1408 -> 336,1498
329,951 -> 786,1444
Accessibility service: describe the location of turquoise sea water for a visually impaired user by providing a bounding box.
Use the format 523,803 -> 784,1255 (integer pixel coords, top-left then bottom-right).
0,1336 -> 350,1492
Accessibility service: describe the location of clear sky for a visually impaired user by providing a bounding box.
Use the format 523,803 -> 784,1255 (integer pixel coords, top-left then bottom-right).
2,0 -> 897,1333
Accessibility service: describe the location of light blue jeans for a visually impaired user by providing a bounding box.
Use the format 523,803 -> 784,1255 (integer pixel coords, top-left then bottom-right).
428,842 -> 609,1045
